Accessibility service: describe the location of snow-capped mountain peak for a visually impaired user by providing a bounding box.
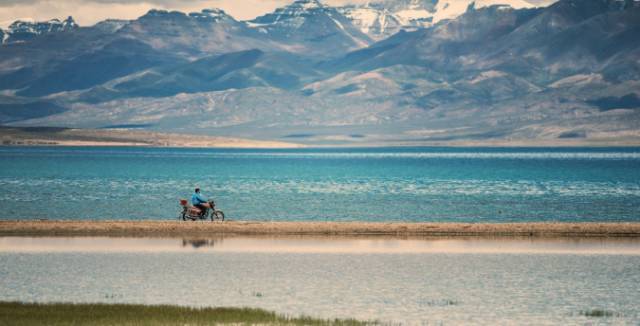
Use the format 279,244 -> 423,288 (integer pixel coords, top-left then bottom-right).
9,16 -> 78,34
2,16 -> 78,44
338,0 -> 539,40
251,0 -> 328,27
136,8 -> 240,26
250,0 -> 344,30
248,0 -> 372,56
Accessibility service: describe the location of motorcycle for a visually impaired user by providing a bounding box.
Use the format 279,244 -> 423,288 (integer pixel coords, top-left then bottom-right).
179,199 -> 225,221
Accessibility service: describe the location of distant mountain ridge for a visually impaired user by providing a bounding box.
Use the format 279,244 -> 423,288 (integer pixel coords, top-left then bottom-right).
0,0 -> 545,44
1,16 -> 77,44
0,0 -> 638,146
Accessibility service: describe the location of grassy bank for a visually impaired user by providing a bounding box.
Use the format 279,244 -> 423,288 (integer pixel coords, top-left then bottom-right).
0,302 -> 367,325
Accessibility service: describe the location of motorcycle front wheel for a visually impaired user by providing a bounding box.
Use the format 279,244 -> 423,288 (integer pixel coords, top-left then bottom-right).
211,210 -> 224,222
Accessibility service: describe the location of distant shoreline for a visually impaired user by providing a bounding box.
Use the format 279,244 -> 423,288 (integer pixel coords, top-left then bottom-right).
3,139 -> 640,149
2,126 -> 640,148
0,126 -> 304,149
4,142 -> 640,148
1,221 -> 639,238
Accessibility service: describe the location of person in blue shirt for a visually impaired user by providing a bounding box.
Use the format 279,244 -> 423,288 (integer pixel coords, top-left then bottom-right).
191,188 -> 211,216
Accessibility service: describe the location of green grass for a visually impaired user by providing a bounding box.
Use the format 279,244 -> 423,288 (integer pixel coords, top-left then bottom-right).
0,302 -> 370,326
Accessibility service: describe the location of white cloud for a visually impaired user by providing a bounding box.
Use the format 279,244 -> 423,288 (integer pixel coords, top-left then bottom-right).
0,0 -> 288,27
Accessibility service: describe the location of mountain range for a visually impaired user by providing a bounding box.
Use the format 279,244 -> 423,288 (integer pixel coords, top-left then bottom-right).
0,0 -> 639,146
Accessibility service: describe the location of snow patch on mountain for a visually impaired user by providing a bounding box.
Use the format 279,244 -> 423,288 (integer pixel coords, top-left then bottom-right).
298,0 -> 323,9
188,8 -> 235,22
431,0 -> 534,22
337,6 -> 405,40
339,0 -> 539,40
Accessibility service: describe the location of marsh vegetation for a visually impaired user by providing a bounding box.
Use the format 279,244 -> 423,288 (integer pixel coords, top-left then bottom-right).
0,302 -> 368,326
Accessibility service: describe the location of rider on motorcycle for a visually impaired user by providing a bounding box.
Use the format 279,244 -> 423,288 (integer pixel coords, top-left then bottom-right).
191,188 -> 211,216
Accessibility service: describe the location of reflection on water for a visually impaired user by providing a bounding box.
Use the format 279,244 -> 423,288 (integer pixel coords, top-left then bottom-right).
1,236 -> 640,255
1,236 -> 639,324
182,238 -> 219,249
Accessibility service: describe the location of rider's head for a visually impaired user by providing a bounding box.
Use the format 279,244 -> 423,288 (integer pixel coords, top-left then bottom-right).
195,187 -> 200,193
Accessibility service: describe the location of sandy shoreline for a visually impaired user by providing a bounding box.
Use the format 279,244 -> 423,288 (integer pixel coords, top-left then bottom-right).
0,127 -> 304,148
0,221 -> 639,238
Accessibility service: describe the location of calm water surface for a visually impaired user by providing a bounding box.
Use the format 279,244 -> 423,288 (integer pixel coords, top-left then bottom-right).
0,146 -> 639,222
1,237 -> 639,324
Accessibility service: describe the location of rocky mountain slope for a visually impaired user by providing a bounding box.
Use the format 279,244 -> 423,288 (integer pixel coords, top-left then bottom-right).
116,9 -> 284,58
0,0 -> 638,146
248,0 -> 373,56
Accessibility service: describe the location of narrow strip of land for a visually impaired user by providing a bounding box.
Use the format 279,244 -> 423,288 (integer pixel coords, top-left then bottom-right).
0,126 -> 303,148
1,221 -> 639,237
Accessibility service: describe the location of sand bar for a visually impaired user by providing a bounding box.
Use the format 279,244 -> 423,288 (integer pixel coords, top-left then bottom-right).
0,221 -> 639,238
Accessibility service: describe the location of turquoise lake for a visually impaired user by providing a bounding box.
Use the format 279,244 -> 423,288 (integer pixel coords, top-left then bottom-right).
0,146 -> 639,221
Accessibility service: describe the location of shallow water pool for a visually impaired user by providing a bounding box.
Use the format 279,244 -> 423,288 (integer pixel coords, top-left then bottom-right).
1,237 -> 639,324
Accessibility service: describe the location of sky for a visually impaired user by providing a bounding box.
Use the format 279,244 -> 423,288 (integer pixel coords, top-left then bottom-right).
0,0 -> 557,28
